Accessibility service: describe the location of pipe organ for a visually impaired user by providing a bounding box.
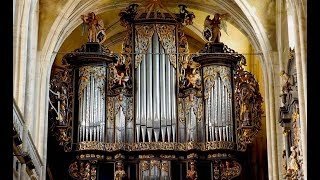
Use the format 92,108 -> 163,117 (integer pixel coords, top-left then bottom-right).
49,1 -> 263,179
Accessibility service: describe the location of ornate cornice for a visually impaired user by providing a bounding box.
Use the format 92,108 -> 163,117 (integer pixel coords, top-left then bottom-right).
76,141 -> 236,152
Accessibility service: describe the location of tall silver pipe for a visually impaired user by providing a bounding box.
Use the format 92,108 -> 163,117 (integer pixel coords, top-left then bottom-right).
141,55 -> 147,142
229,87 -> 233,142
205,96 -> 209,142
97,86 -> 100,141
85,80 -> 90,141
78,98 -> 82,142
136,64 -> 141,142
153,34 -> 160,142
90,76 -> 95,141
171,66 -> 176,142
160,47 -> 167,142
82,90 -> 86,142
101,95 -> 105,142
166,54 -> 171,142
214,75 -> 218,141
147,40 -> 153,142
218,76 -> 222,141
222,82 -> 225,141
225,87 -> 228,141
210,86 -> 214,141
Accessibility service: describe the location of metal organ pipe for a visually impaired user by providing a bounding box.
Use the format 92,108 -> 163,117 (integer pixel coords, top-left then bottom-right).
141,55 -> 147,142
171,65 -> 176,142
166,52 -> 171,142
136,64 -> 141,142
135,33 -> 177,143
153,33 -> 160,142
147,38 -> 153,142
204,66 -> 235,142
160,47 -> 167,142
78,66 -> 106,143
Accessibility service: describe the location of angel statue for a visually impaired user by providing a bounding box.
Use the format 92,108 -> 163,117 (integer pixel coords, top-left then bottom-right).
81,12 -> 106,44
203,13 -> 229,43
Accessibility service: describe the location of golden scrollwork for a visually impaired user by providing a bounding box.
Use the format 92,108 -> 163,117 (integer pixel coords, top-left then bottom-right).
178,98 -> 186,123
69,161 -> 95,180
77,141 -> 236,152
78,66 -> 106,98
284,104 -> 303,179
184,94 -> 203,123
160,154 -> 176,159
180,57 -> 202,90
90,166 -> 97,180
78,154 -> 104,160
203,66 -> 231,100
187,153 -> 198,159
156,24 -> 177,68
220,161 -> 241,179
135,24 -> 155,68
234,64 -> 263,152
150,160 -> 161,168
139,154 -> 155,159
141,160 -> 150,171
161,161 -> 170,172
205,141 -> 235,150
115,153 -> 125,160
208,153 -> 234,159
177,25 -> 189,54
49,67 -> 73,151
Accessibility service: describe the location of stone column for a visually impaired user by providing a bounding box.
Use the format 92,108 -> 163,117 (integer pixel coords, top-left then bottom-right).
19,1 -> 32,179
288,1 -> 307,178
17,0 -> 32,115
24,0 -> 39,141
296,2 -> 307,117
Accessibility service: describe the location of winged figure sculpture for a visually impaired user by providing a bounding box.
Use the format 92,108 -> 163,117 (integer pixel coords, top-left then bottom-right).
203,13 -> 229,43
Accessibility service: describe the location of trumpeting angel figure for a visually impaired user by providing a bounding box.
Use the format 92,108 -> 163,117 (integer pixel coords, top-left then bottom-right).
203,13 -> 229,43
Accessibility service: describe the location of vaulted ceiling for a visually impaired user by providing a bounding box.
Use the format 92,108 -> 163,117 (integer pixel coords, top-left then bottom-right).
39,0 -> 275,68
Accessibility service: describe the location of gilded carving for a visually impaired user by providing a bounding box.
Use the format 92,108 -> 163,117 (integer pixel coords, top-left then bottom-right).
186,161 -> 198,180
161,161 -> 169,173
115,153 -> 125,160
139,154 -> 155,159
284,104 -> 303,179
151,160 -> 161,168
141,160 -> 150,171
212,160 -> 241,180
234,64 -> 263,151
178,98 -> 185,123
180,57 -> 201,90
78,66 -> 106,98
187,153 -> 198,159
160,154 -> 176,159
178,5 -> 195,26
114,162 -> 126,180
69,161 -> 96,180
203,66 -> 231,100
221,161 -> 241,179
49,67 -> 73,151
156,24 -> 177,68
208,153 -> 234,159
135,24 -> 155,68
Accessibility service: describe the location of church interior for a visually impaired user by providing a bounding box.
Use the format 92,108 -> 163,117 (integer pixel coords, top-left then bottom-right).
13,0 -> 307,179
